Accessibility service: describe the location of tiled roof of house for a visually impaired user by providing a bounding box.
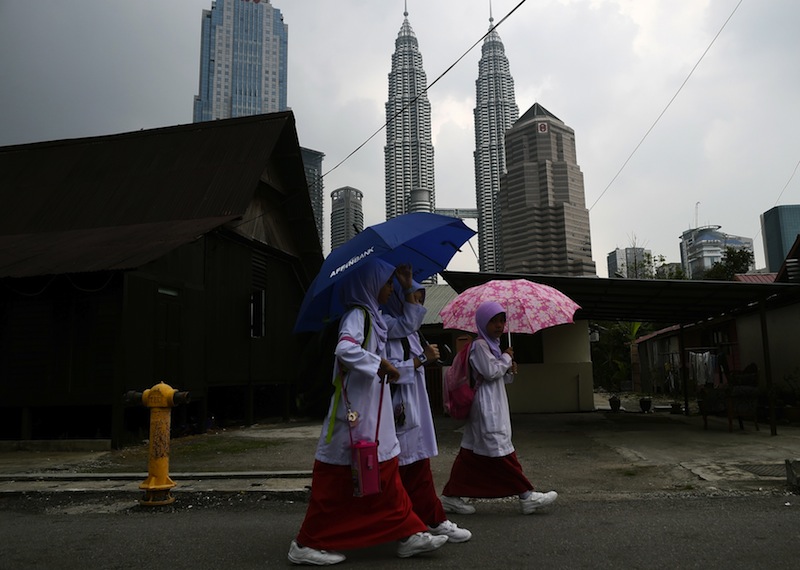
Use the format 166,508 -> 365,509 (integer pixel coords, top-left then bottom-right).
734,273 -> 777,283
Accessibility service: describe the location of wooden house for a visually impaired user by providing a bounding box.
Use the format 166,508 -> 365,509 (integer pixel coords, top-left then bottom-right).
0,113 -> 322,447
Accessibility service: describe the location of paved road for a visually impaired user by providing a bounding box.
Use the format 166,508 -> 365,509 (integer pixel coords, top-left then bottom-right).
2,405 -> 800,568
0,492 -> 797,569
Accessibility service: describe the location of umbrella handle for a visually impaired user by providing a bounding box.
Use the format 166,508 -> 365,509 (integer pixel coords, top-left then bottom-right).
507,331 -> 515,375
419,331 -> 429,346
419,331 -> 449,365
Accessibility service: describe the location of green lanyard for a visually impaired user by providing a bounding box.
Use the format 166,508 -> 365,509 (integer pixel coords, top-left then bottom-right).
326,306 -> 371,443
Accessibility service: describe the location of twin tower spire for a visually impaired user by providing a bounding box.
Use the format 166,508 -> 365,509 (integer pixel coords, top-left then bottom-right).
384,3 -> 517,272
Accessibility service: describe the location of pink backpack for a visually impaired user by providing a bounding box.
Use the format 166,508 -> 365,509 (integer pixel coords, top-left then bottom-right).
443,340 -> 479,419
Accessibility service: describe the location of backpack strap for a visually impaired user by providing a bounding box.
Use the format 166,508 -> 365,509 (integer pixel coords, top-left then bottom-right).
391,332 -> 418,406
467,340 -> 481,389
400,337 -> 411,361
326,306 -> 371,443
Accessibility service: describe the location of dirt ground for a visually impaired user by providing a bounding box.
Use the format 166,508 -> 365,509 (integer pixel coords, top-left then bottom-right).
55,389 -> 790,501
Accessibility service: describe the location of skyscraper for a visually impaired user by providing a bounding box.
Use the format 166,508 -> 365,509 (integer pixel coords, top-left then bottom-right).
607,247 -> 653,278
384,6 -> 435,219
761,205 -> 800,272
330,187 -> 364,250
301,147 -> 325,246
498,103 -> 595,276
193,0 -> 288,122
679,225 -> 754,279
473,12 -> 518,272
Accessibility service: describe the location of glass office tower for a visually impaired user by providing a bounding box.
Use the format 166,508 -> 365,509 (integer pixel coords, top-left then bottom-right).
193,0 -> 288,122
761,205 -> 800,272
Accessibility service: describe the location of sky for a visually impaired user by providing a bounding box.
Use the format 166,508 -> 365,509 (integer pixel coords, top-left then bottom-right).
1,0 -> 799,277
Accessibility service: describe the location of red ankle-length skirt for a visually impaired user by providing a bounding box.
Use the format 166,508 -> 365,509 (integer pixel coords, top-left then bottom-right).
398,458 -> 447,527
442,448 -> 533,498
296,457 -> 427,551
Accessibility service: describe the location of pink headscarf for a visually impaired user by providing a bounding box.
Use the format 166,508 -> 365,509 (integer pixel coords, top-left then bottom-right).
475,301 -> 505,358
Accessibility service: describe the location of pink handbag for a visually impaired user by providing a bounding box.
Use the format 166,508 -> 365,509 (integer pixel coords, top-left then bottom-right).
350,440 -> 380,496
346,377 -> 385,497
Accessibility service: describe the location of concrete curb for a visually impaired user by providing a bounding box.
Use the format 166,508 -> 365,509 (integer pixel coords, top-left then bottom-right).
0,470 -> 312,482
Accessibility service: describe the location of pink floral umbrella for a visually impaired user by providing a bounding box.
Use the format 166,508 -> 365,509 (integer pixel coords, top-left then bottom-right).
440,279 -> 581,335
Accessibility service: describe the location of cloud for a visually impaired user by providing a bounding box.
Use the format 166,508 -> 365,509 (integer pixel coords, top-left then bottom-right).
2,0 -> 799,275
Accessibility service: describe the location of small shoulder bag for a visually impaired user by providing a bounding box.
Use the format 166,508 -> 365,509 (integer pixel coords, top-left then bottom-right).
343,377 -> 385,497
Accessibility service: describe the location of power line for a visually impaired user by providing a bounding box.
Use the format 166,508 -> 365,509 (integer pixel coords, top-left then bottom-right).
322,0 -> 528,179
752,156 -> 800,245
233,1 -> 528,231
772,157 -> 800,206
588,0 -> 744,212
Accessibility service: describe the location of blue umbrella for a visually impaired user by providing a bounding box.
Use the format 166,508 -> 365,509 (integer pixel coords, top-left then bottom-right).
294,212 -> 476,332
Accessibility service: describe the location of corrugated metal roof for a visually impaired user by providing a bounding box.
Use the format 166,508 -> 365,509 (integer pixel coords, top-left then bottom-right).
0,113 -> 322,279
441,270 -> 800,326
420,283 -> 457,325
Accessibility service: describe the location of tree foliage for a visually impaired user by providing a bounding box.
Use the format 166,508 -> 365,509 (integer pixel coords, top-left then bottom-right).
703,247 -> 754,281
652,254 -> 686,280
590,320 -> 652,392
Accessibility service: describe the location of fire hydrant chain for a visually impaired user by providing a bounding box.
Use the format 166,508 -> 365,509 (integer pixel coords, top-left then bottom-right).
125,382 -> 190,506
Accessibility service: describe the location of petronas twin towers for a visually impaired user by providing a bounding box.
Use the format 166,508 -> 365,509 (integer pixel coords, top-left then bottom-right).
384,9 -> 435,219
385,7 -> 595,276
472,14 -> 518,272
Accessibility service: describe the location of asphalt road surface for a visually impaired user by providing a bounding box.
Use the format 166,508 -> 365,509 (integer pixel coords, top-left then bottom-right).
0,491 -> 797,569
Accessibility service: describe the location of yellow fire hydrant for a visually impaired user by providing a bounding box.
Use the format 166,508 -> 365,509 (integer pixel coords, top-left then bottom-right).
125,382 -> 190,506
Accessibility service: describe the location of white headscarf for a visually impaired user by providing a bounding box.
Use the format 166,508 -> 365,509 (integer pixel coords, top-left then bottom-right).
338,257 -> 395,350
382,278 -> 425,319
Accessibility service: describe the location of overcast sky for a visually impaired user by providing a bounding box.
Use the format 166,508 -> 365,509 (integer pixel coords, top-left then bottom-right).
2,0 -> 798,276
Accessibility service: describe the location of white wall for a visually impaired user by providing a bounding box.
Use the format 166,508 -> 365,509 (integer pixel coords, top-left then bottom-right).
506,321 -> 594,412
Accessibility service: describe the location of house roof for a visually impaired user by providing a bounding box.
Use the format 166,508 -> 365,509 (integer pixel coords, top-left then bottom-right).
734,273 -> 777,284
420,283 -> 458,326
0,113 -> 323,279
441,270 -> 800,325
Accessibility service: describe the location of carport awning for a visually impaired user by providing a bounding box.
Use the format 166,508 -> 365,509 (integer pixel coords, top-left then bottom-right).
440,271 -> 800,325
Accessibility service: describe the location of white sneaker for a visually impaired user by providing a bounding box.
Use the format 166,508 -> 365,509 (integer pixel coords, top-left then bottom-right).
519,490 -> 558,515
288,540 -> 346,565
439,495 -> 476,515
428,519 -> 472,543
396,532 -> 449,558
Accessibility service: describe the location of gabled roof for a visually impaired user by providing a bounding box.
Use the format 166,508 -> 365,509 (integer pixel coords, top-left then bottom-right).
441,270 -> 800,325
0,113 -> 322,279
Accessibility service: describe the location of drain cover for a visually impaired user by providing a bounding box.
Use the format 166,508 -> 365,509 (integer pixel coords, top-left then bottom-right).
734,464 -> 785,477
